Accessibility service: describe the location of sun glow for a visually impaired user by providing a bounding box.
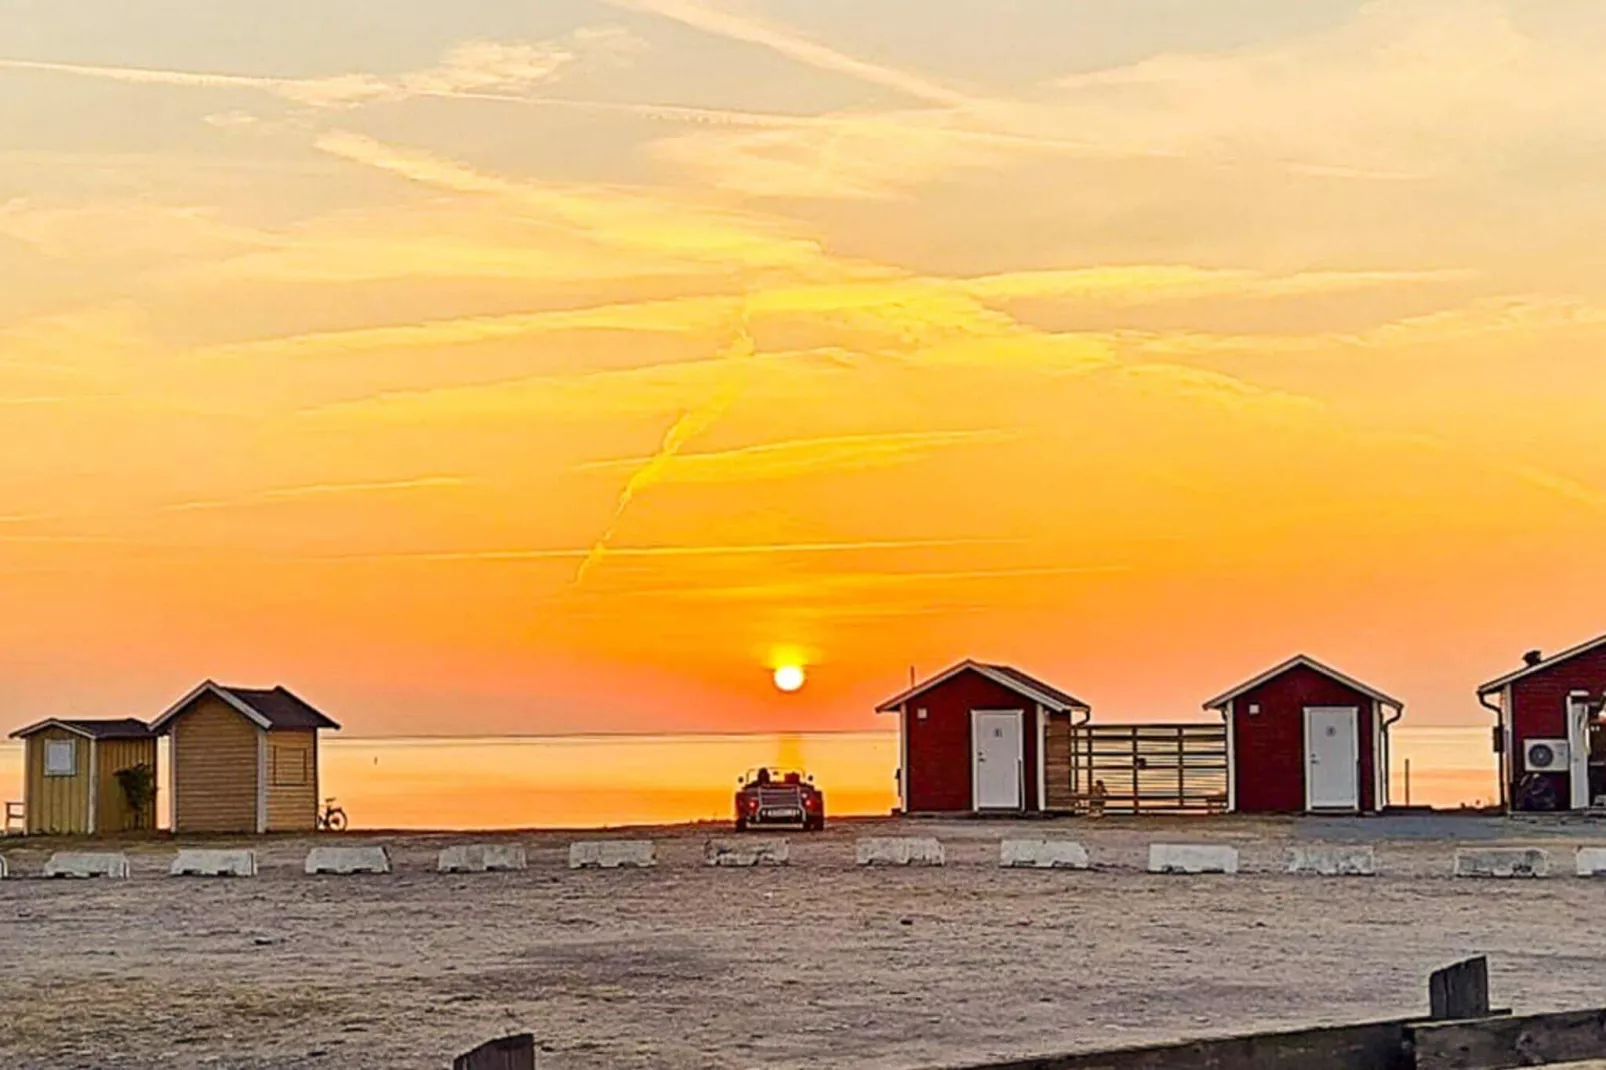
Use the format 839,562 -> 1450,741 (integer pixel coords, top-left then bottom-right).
773,665 -> 806,692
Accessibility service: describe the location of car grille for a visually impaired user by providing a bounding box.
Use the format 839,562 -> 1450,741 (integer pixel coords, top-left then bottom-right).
757,786 -> 803,807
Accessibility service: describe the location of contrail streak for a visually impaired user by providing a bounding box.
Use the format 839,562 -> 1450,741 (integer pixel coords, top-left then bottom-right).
570,309 -> 755,587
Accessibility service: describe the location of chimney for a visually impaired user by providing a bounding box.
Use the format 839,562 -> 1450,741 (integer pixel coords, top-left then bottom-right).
1523,649 -> 1544,667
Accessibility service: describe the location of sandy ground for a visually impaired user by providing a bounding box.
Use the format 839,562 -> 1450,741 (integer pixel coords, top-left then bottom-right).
5,815 -> 1606,1070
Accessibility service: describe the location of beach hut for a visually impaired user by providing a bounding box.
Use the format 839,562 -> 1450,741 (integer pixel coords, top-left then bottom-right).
6,719 -> 158,835
149,681 -> 340,834
1478,632 -> 1606,812
1203,655 -> 1403,814
875,660 -> 1091,815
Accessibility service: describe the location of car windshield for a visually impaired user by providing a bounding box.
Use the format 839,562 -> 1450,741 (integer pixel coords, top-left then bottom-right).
745,768 -> 807,784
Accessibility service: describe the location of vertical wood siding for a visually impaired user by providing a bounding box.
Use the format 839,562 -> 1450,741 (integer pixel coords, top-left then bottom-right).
172,696 -> 261,833
96,738 -> 158,833
24,728 -> 92,834
1230,664 -> 1379,814
1043,711 -> 1078,810
265,729 -> 320,831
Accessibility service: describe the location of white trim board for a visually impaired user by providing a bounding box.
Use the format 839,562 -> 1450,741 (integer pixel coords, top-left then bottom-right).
898,705 -> 910,813
255,729 -> 269,834
1035,704 -> 1047,813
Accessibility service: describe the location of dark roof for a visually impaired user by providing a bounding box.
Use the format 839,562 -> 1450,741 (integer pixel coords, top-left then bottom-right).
149,680 -> 341,733
1202,654 -> 1403,710
221,686 -> 341,730
1478,633 -> 1606,695
875,659 -> 1090,713
9,717 -> 155,741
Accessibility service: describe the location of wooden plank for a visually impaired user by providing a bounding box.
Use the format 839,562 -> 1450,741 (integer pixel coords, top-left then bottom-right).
1410,1008 -> 1606,1070
940,1019 -> 1414,1070
1429,957 -> 1490,1021
453,1033 -> 536,1070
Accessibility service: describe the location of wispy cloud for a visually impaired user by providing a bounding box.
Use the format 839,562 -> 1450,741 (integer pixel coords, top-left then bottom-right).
575,428 -> 1018,483
606,0 -> 984,110
313,130 -> 826,268
308,536 -> 1017,564
159,476 -> 469,512
960,266 -> 1477,306
0,29 -> 640,111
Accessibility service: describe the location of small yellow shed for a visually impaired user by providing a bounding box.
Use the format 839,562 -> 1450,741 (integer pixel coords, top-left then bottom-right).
150,681 -> 340,834
7,719 -> 159,835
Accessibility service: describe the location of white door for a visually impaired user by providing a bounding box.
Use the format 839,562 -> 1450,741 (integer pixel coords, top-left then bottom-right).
972,710 -> 1023,810
1305,707 -> 1360,810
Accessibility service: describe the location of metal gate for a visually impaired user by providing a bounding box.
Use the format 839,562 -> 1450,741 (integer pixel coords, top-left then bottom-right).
1066,723 -> 1229,814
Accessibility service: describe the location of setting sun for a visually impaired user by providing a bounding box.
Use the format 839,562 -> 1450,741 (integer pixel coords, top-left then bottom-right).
773,665 -> 807,693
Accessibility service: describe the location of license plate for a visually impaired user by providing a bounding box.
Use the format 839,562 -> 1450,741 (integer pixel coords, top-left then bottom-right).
764,808 -> 800,819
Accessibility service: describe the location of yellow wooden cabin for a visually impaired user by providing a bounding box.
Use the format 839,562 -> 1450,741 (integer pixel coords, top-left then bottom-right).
7,719 -> 159,835
150,681 -> 340,834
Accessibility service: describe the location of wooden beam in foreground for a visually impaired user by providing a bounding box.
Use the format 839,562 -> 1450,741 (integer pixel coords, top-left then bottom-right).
943,1019 -> 1416,1070
453,1033 -> 535,1070
1410,1008 -> 1606,1070
1429,957 -> 1490,1022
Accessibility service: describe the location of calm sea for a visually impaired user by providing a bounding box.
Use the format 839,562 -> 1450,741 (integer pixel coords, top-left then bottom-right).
0,726 -> 1498,831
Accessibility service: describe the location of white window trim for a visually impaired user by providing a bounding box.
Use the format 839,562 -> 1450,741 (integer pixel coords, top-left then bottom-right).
43,738 -> 78,777
970,708 -> 1025,812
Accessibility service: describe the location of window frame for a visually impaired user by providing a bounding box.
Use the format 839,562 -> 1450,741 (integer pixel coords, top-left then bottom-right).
43,738 -> 78,777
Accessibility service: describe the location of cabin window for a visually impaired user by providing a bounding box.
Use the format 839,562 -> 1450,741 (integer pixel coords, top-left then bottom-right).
271,745 -> 308,787
44,739 -> 77,777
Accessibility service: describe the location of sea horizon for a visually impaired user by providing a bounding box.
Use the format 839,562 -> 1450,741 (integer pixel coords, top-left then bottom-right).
1,724 -> 1500,831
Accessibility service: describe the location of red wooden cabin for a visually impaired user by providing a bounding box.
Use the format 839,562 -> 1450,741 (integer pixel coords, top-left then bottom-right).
876,660 -> 1090,815
1203,655 -> 1404,814
1479,633 -> 1606,812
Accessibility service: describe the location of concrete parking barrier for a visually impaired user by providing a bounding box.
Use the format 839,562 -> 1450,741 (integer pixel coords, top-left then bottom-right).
438,844 -> 527,873
1454,847 -> 1548,879
43,852 -> 131,879
568,840 -> 657,869
304,845 -> 391,876
1148,844 -> 1238,875
705,838 -> 789,867
855,837 -> 945,866
1000,838 -> 1090,869
170,849 -> 257,878
1287,845 -> 1376,877
1577,848 -> 1606,877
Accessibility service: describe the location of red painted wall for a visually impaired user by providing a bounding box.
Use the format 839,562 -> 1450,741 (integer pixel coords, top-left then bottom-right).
1230,664 -> 1380,814
903,669 -> 1041,813
1506,645 -> 1606,808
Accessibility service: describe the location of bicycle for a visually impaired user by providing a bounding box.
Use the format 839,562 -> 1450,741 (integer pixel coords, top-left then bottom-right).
318,797 -> 348,832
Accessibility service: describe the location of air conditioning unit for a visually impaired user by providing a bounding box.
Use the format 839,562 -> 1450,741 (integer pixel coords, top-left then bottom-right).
1524,738 -> 1570,773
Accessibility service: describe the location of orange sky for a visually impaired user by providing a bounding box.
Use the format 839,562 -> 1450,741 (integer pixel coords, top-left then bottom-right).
3,1 -> 1606,735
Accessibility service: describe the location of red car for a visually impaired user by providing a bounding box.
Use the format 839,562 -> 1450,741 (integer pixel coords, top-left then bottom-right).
734,768 -> 825,831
